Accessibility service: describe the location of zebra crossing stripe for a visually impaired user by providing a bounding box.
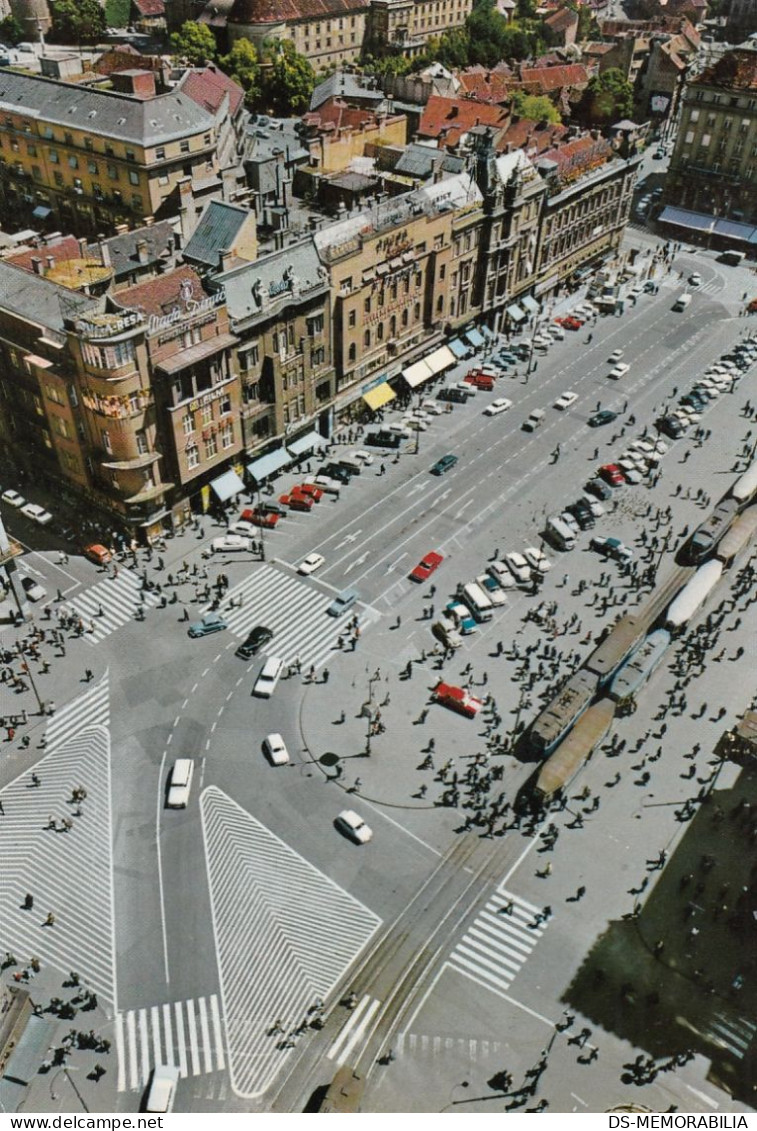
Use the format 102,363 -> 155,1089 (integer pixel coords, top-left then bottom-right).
45,670 -> 110,750
65,569 -> 159,646
174,1002 -> 188,1078
115,994 -> 226,1091
186,1002 -> 201,1076
446,887 -> 548,1000
211,995 -> 226,1072
327,995 -> 381,1066
199,997 -> 213,1075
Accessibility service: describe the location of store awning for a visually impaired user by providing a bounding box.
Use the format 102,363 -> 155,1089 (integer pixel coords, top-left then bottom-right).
506,303 -> 526,322
287,429 -> 326,457
425,345 -> 456,375
479,325 -> 495,340
402,358 -> 435,388
247,447 -> 290,482
363,383 -> 396,411
521,294 -> 540,315
714,217 -> 757,243
210,468 -> 245,502
657,206 -> 715,234
448,338 -> 468,359
464,328 -> 485,349
32,205 -> 52,220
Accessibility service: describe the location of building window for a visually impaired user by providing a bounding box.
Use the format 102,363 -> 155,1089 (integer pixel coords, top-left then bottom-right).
88,160 -> 98,174
68,155 -> 78,169
158,174 -> 169,186
307,314 -> 324,335
156,147 -> 165,160
180,141 -> 190,154
220,395 -> 232,415
201,403 -> 213,425
136,432 -> 148,454
348,309 -> 356,327
186,444 -> 199,469
129,170 -> 139,185
205,433 -> 218,458
221,422 -> 233,448
348,342 -> 357,362
49,150 -> 59,164
101,429 -> 112,453
108,164 -> 118,179
182,413 -> 194,435
364,296 -> 371,313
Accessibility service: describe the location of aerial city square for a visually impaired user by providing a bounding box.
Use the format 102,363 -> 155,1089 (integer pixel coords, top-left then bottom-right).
0,0 -> 756,1116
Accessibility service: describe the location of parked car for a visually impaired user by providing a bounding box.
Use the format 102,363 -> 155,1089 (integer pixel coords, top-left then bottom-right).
1,489 -> 26,508
188,612 -> 228,638
293,484 -> 323,503
298,552 -> 325,575
228,521 -> 258,537
335,809 -> 373,844
505,551 -> 531,584
279,493 -> 314,512
211,534 -> 252,553
365,430 -> 402,448
590,535 -> 634,562
524,547 -> 551,573
431,617 -> 463,650
477,573 -> 508,605
599,464 -> 625,487
409,551 -> 444,583
21,503 -> 53,525
585,477 -> 613,501
236,625 -> 274,660
238,510 -> 279,529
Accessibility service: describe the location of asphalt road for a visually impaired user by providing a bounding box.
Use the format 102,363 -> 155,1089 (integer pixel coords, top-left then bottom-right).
1,237 -> 756,1114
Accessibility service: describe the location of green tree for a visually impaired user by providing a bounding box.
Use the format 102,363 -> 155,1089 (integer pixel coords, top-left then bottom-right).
170,21 -> 217,66
510,91 -> 561,124
367,51 -> 415,77
578,68 -> 634,126
516,0 -> 537,18
429,28 -> 470,69
0,14 -> 24,45
49,0 -> 106,44
259,39 -> 315,115
221,38 -> 260,104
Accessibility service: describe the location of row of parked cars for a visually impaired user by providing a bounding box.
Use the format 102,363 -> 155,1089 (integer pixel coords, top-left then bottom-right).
0,488 -> 53,526
657,336 -> 756,440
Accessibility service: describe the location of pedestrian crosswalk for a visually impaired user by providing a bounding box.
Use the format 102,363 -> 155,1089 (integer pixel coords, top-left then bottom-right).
446,888 -> 547,1000
201,787 -> 382,1098
326,994 -> 381,1067
707,1012 -> 757,1060
207,563 -> 380,672
397,1032 -> 504,1061
115,994 -> 226,1092
45,670 -> 110,751
64,569 -> 159,645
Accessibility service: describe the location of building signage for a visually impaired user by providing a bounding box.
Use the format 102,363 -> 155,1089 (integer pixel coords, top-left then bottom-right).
187,383 -> 232,413
147,288 -> 226,335
76,311 -> 144,339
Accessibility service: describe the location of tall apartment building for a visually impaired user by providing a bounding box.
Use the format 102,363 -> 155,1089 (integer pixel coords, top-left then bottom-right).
226,0 -> 473,70
0,67 -> 245,237
665,48 -> 757,226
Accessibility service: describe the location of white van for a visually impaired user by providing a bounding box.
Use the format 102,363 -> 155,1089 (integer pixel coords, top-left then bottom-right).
166,759 -> 194,808
336,454 -> 363,474
546,516 -> 577,551
672,293 -> 692,312
460,581 -> 493,622
145,1065 -> 180,1113
253,656 -> 284,698
522,408 -> 546,432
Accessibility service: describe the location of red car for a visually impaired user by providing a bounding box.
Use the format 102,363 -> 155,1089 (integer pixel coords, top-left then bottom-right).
240,508 -> 279,529
294,483 -> 324,503
433,681 -> 484,719
409,551 -> 444,583
84,543 -> 112,565
280,493 -> 314,512
464,373 -> 495,391
555,316 -> 584,331
599,463 -> 625,487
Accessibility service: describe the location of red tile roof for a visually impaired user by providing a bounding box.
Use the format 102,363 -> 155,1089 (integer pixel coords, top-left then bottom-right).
180,65 -> 245,118
696,48 -> 757,92
518,63 -> 591,93
302,97 -> 384,133
132,0 -> 165,15
419,95 -> 512,147
5,235 -> 82,272
499,118 -> 567,155
545,7 -> 578,31
457,70 -> 514,104
113,265 -> 206,318
539,134 -> 613,183
229,0 -> 367,24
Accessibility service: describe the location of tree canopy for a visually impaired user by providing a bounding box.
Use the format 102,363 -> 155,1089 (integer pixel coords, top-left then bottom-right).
577,68 -> 634,126
510,91 -> 561,124
221,38 -> 260,105
170,22 -> 217,66
49,0 -> 106,45
259,39 -> 315,116
0,14 -> 24,45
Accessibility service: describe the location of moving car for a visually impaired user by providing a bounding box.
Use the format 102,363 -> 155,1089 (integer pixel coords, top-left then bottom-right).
327,588 -> 359,617
21,503 -> 53,525
599,464 -> 625,487
21,575 -> 46,602
352,449 -> 375,463
522,408 -> 545,432
145,1065 -> 180,1113
235,625 -> 274,659
188,612 -> 228,638
84,543 -> 112,565
524,547 -> 551,573
484,397 -> 513,416
433,681 -> 484,718
689,272 -> 702,287
166,760 -> 194,809
588,409 -> 618,428
505,551 -> 531,584
431,454 -> 458,475
409,551 -> 444,583
263,733 -> 290,766
336,809 -> 373,844
211,534 -> 252,553
253,656 -> 284,698
298,552 -> 325,575
554,391 -> 578,411
608,350 -> 624,363
1,489 -> 26,508
590,536 -> 634,562
610,363 -> 630,379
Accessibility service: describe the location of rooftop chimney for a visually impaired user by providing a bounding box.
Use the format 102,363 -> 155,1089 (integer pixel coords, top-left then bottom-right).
136,238 -> 149,264
30,256 -> 43,275
46,256 -> 55,271
98,240 -> 112,269
78,237 -> 89,257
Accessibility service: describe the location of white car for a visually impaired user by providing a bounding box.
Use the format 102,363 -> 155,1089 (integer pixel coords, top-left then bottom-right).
336,809 -> 373,844
403,417 -> 428,431
21,575 -> 46,602
619,465 -> 643,484
487,560 -> 516,588
608,349 -> 624,363
298,552 -> 325,576
476,574 -> 508,605
227,521 -> 258,538
21,503 -> 53,525
505,551 -> 531,584
620,451 -> 647,470
676,405 -> 702,424
554,391 -> 578,410
352,450 -> 374,465
263,733 -> 290,766
610,363 -> 630,379
421,399 -> 445,416
212,534 -> 252,553
628,439 -> 657,457
484,397 -> 513,416
559,511 -> 580,533
548,325 -> 565,340
524,547 -> 551,573
580,494 -> 605,517
1,489 -> 25,508
689,272 -> 702,287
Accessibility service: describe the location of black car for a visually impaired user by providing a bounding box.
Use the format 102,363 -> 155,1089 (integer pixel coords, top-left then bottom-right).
365,430 -> 401,448
657,414 -> 686,439
566,501 -> 595,530
319,463 -> 352,484
257,501 -> 288,517
438,387 -> 468,403
681,393 -> 708,410
236,625 -> 274,660
585,477 -> 613,501
587,409 -> 618,428
512,344 -> 531,360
